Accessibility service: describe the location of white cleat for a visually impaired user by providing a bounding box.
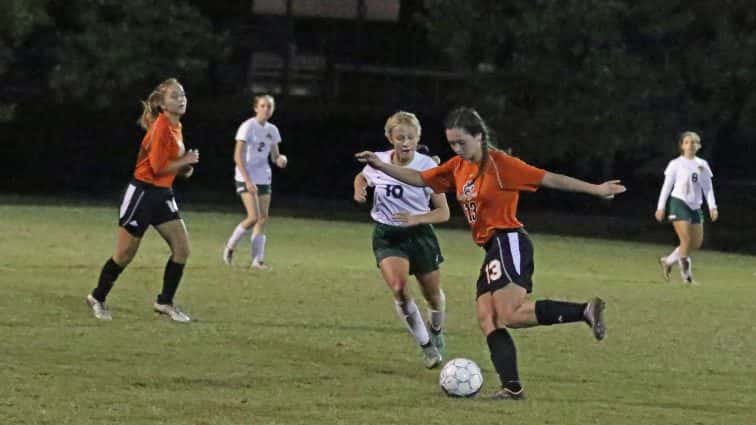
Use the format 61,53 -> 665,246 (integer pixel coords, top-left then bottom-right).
421,343 -> 442,369
583,297 -> 606,341
250,261 -> 271,270
153,302 -> 191,323
659,257 -> 672,282
222,247 -> 233,265
86,294 -> 112,321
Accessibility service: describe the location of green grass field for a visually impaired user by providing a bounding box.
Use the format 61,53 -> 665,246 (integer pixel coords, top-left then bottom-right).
1,202 -> 755,425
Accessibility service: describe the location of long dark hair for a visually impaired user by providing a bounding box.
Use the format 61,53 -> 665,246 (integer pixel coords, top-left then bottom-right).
444,107 -> 498,181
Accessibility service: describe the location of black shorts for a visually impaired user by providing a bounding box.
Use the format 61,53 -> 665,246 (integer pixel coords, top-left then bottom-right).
476,228 -> 535,298
118,180 -> 181,237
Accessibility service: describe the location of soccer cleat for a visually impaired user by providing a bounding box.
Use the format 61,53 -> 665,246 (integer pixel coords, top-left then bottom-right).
153,302 -> 191,323
429,326 -> 446,352
421,343 -> 442,369
583,297 -> 606,341
222,247 -> 234,265
490,388 -> 526,401
659,257 -> 672,282
250,261 -> 271,270
86,294 -> 112,321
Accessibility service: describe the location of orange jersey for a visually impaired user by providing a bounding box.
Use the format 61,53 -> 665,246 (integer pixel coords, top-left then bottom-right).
133,113 -> 184,188
420,150 -> 545,245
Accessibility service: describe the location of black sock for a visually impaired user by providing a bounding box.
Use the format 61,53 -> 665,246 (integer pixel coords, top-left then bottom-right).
487,328 -> 522,392
92,258 -> 124,302
535,300 -> 587,325
157,258 -> 185,305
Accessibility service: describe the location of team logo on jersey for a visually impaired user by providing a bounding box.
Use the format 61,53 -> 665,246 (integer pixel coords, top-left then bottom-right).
266,133 -> 273,139
459,179 -> 477,202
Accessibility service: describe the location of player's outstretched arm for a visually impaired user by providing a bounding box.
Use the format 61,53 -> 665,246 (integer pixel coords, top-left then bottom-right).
355,151 -> 427,187
541,171 -> 626,199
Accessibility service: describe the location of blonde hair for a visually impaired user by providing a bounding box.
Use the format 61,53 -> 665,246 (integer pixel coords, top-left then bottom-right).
384,111 -> 422,139
254,94 -> 275,109
137,78 -> 181,130
678,131 -> 701,146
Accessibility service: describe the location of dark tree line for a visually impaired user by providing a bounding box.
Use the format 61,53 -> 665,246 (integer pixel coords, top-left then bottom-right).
422,0 -> 756,179
2,0 -> 756,190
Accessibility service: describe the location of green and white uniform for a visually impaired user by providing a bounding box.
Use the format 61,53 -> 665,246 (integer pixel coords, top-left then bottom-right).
656,156 -> 716,223
234,118 -> 281,186
362,150 -> 443,274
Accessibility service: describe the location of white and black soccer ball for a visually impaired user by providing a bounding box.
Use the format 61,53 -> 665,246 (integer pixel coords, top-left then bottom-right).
439,358 -> 483,397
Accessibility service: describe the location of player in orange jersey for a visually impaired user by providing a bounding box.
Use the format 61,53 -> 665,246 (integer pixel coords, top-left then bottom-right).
357,107 -> 626,400
86,78 -> 199,323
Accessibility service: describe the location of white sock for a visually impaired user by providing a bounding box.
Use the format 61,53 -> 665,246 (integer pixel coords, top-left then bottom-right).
664,247 -> 680,266
428,289 -> 446,332
251,234 -> 267,263
226,224 -> 248,249
394,299 -> 430,346
679,256 -> 693,276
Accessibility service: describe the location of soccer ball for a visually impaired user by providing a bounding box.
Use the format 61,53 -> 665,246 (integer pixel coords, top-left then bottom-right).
439,358 -> 483,397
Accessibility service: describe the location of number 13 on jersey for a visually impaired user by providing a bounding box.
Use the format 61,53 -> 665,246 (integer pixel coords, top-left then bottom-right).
462,201 -> 477,223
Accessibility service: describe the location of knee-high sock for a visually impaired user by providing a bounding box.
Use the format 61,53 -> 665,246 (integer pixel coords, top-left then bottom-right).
663,247 -> 681,266
226,224 -> 249,249
157,258 -> 185,305
394,299 -> 430,346
487,328 -> 521,392
92,258 -> 124,302
679,256 -> 693,277
428,289 -> 446,332
535,300 -> 587,325
251,234 -> 267,263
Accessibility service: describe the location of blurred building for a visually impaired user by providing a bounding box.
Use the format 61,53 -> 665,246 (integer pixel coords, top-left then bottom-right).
231,0 -> 463,107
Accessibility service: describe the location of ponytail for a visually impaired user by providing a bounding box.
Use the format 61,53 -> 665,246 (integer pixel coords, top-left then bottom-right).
137,78 -> 180,130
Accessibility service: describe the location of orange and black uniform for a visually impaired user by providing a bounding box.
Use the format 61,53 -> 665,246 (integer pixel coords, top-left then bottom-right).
421,151 -> 545,296
118,113 -> 185,237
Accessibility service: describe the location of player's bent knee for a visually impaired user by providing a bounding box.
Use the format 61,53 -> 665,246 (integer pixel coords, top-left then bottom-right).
478,318 -> 496,335
171,244 -> 191,261
494,309 -> 522,328
388,280 -> 408,295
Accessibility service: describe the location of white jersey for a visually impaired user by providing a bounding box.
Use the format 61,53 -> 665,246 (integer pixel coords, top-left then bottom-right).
656,156 -> 716,211
362,150 -> 438,226
233,118 -> 282,184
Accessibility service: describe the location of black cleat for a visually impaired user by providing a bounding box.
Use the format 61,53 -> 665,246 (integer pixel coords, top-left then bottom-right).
490,388 -> 526,401
584,297 -> 606,341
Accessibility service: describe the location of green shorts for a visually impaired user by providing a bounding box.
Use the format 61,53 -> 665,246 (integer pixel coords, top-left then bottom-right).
666,197 -> 703,224
372,223 -> 444,275
235,180 -> 272,196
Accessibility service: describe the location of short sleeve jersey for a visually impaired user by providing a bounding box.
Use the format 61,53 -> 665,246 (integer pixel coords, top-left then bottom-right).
420,151 -> 545,245
234,118 -> 282,184
133,113 -> 185,188
362,150 -> 438,226
664,156 -> 714,210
